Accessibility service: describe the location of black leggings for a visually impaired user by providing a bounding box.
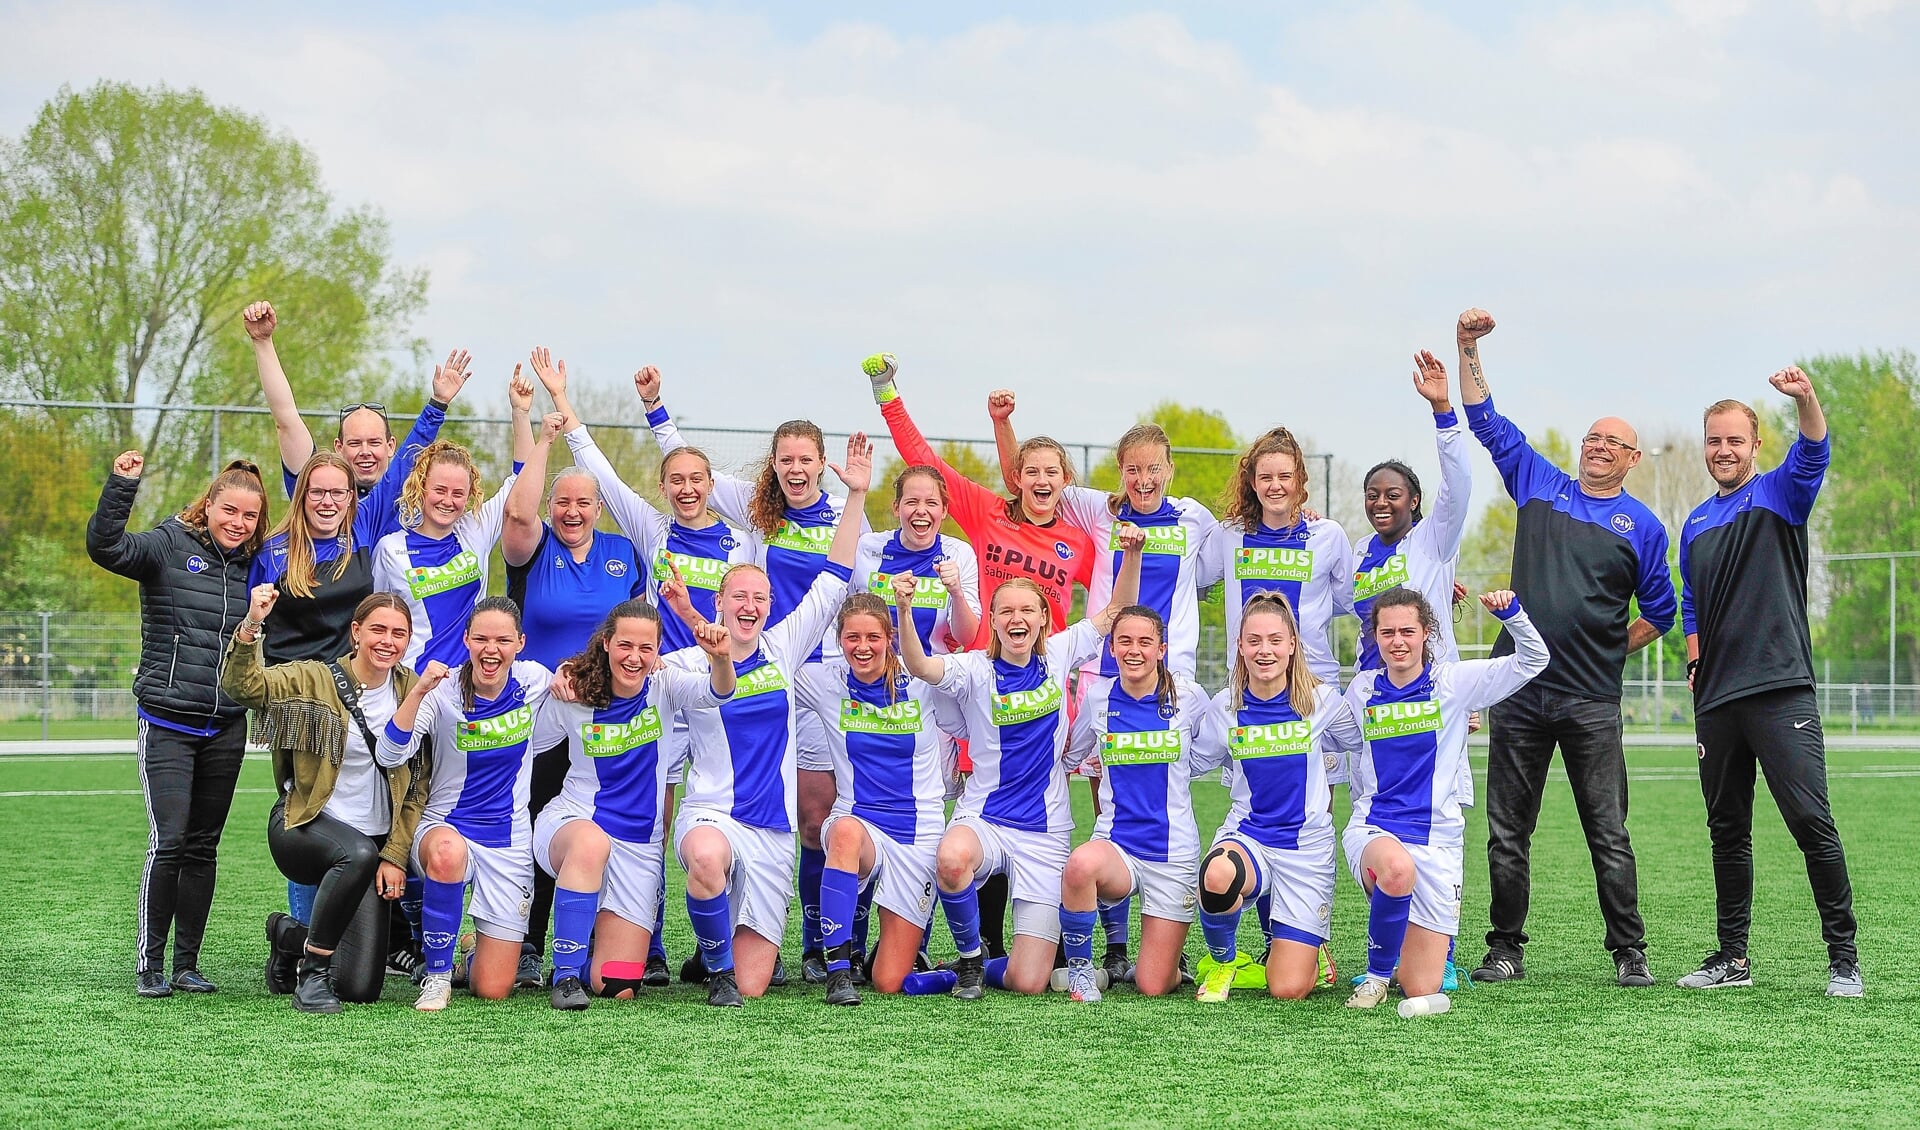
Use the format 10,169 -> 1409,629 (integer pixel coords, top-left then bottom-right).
268,801 -> 391,1002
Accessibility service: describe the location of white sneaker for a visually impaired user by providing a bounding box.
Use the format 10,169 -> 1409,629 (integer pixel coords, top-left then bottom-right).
1049,966 -> 1111,993
1066,961 -> 1102,1003
1346,975 -> 1392,1009
414,972 -> 453,1012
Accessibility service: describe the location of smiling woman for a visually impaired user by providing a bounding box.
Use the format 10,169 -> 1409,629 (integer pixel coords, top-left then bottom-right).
88,450 -> 268,1001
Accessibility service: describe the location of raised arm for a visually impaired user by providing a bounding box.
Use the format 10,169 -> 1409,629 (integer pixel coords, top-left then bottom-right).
1086,523 -> 1146,634
891,572 -> 946,684
1772,364 -> 1827,444
1410,350 -> 1472,558
508,365 -> 537,468
354,353 -> 464,544
632,364 -> 755,526
862,353 -> 999,522
529,347 -> 581,431
504,413 -> 566,567
243,301 -> 317,482
826,432 -> 873,571
1452,592 -> 1551,710
1455,308 -> 1495,407
989,389 -> 1021,496
562,424 -> 665,553
86,453 -> 167,581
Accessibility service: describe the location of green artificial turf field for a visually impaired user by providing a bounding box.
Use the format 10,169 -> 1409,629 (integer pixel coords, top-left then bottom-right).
1,747 -> 1913,1129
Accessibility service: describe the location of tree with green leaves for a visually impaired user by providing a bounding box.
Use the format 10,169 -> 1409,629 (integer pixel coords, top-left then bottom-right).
0,81 -> 424,609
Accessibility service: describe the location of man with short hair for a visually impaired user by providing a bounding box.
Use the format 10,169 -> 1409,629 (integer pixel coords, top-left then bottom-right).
1454,309 -> 1676,989
1676,365 -> 1860,996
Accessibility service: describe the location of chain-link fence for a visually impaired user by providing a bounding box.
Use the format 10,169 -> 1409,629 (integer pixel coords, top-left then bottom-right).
0,612 -> 139,736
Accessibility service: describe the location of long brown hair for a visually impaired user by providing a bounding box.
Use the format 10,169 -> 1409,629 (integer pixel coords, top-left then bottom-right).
458,596 -> 523,713
746,421 -> 825,537
1221,427 -> 1309,532
565,599 -> 663,709
269,452 -> 359,598
1109,605 -> 1177,713
1105,423 -> 1172,515
837,592 -> 905,705
398,440 -> 482,530
986,577 -> 1050,661
1230,590 -> 1322,716
1006,436 -> 1075,526
178,458 -> 269,556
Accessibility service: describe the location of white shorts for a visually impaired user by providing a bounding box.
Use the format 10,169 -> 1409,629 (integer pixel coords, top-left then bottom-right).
796,708 -> 832,773
1341,823 -> 1463,936
533,806 -> 666,931
411,821 -> 534,942
674,805 -> 795,946
1099,840 -> 1199,923
1213,828 -> 1336,946
821,812 -> 937,926
950,815 -> 1070,943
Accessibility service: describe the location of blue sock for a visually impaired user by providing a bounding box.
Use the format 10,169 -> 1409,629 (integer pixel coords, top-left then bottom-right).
1256,890 -> 1275,945
919,905 -> 937,968
1061,907 -> 1098,968
853,882 -> 876,955
1100,897 -> 1130,950
1366,888 -> 1413,979
939,884 -> 982,958
402,875 -> 424,944
1200,907 -> 1242,964
982,955 -> 1010,991
902,969 -> 959,995
420,877 -> 464,975
550,887 -> 598,982
821,867 -> 860,972
686,891 -> 735,973
649,895 -> 667,961
288,882 -> 317,926
1446,936 -> 1456,965
799,846 -> 826,953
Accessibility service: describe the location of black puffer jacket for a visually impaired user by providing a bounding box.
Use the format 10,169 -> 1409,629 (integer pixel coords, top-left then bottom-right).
86,472 -> 254,730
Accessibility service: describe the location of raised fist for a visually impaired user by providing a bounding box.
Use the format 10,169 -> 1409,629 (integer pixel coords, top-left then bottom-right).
243,301 -> 277,341
416,660 -> 452,694
113,451 -> 145,479
987,389 -> 1016,422
1769,365 -> 1815,402
634,365 -> 662,404
247,583 -> 279,621
1457,308 -> 1495,343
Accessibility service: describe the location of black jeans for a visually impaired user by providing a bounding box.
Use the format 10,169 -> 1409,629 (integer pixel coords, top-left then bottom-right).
1485,683 -> 1646,956
136,716 -> 247,975
268,800 -> 390,1001
1695,687 -> 1857,965
521,737 -> 572,955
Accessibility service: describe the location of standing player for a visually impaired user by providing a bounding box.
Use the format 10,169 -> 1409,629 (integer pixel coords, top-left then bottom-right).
1059,606 -> 1224,1001
1344,587 -> 1548,1015
1676,367 -> 1860,996
637,365 -> 864,985
1456,310 -> 1675,989
893,529 -> 1144,998
1194,592 -> 1362,1004
795,591 -> 955,1004
372,367 -> 533,671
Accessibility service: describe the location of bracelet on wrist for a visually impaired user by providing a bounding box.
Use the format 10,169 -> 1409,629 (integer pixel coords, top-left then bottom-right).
1686,658 -> 1701,677
428,396 -> 450,411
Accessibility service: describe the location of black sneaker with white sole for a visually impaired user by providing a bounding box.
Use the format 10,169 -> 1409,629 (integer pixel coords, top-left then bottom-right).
1471,951 -> 1525,983
1676,951 -> 1753,989
643,954 -> 671,987
1614,948 -> 1654,988
952,954 -> 985,1000
386,947 -> 423,980
706,968 -> 744,1008
515,950 -> 545,990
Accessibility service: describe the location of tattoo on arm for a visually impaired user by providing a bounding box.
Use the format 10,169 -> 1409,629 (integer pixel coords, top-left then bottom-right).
1462,344 -> 1487,396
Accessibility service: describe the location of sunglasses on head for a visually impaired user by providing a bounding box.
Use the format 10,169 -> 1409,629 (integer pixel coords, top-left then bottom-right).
340,402 -> 388,417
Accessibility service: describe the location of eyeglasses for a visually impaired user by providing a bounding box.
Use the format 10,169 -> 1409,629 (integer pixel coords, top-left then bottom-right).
306,488 -> 354,501
1582,434 -> 1638,453
339,402 -> 387,416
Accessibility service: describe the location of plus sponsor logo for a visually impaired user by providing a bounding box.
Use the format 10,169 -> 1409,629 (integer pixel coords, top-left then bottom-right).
1100,728 -> 1184,766
406,550 -> 482,600
1353,553 -> 1411,602
869,571 -> 947,608
1228,719 -> 1314,759
982,542 -> 1074,588
582,708 -> 664,757
769,520 -> 833,556
991,680 -> 1063,726
654,548 -> 727,591
1234,546 -> 1313,583
1111,524 -> 1187,555
456,705 -> 534,752
733,664 -> 789,700
1362,699 -> 1443,742
840,697 -> 924,735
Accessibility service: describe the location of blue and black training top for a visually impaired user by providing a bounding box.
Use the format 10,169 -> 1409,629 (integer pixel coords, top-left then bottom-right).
1679,434 -> 1827,714
1467,399 -> 1677,703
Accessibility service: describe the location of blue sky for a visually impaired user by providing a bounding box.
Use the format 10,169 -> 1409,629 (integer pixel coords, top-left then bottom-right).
4,1 -> 1916,520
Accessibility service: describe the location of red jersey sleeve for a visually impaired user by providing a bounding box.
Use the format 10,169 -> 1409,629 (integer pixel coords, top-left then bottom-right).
881,395 -> 1002,536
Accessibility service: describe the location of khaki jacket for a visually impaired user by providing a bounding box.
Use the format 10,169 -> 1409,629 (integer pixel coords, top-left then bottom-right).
219,632 -> 426,869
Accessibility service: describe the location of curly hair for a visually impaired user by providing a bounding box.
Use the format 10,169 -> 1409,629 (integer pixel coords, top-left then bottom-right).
178,458 -> 269,556
1368,585 -> 1442,665
398,440 -> 483,530
746,421 -> 826,537
269,452 -> 358,598
1221,427 -> 1309,531
1229,590 -> 1322,715
564,599 -> 663,710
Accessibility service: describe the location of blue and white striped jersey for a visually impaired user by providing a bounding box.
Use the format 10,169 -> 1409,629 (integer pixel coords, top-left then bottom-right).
795,661 -> 952,848
1197,516 -> 1356,683
665,564 -> 851,833
1343,606 -> 1547,847
1351,412 -> 1471,672
1212,683 -> 1361,851
371,472 -> 517,670
1068,673 -> 1226,865
934,619 -> 1105,836
528,667 -> 729,846
851,530 -> 980,657
1058,487 -> 1218,679
379,660 -> 553,849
